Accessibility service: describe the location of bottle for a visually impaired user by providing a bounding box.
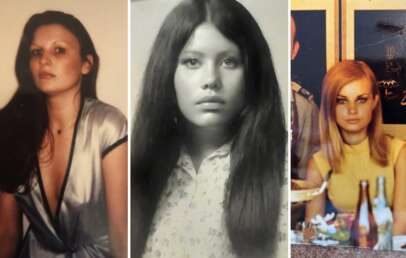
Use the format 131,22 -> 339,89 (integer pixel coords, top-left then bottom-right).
374,176 -> 387,209
373,176 -> 393,250
351,180 -> 378,248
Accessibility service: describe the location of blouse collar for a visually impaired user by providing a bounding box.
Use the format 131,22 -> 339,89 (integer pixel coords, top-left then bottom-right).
176,141 -> 231,175
342,137 -> 369,153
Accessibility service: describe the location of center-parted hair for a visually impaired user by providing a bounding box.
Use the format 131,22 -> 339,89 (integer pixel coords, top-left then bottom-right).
0,10 -> 99,192
131,0 -> 286,257
320,60 -> 388,170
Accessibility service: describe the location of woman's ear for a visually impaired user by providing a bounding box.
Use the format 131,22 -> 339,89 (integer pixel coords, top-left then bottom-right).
81,54 -> 94,75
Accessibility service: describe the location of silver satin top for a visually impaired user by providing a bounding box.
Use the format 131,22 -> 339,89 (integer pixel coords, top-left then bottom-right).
15,98 -> 127,258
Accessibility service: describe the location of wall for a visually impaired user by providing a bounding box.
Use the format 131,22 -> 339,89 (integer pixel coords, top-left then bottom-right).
131,0 -> 288,119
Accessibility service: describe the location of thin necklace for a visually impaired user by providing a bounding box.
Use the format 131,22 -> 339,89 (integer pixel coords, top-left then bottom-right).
51,119 -> 76,135
49,102 -> 80,135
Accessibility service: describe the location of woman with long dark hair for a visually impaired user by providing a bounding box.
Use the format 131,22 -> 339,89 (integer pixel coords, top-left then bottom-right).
0,11 -> 127,258
131,0 -> 286,257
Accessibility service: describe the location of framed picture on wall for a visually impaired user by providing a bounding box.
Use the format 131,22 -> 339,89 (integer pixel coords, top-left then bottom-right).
343,0 -> 406,124
291,0 -> 339,105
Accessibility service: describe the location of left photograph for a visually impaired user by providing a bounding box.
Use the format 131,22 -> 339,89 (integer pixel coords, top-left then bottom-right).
0,1 -> 128,257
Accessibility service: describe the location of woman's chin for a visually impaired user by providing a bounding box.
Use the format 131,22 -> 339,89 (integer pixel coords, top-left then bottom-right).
189,116 -> 229,129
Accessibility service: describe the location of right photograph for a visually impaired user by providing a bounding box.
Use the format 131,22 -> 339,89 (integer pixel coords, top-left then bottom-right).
291,0 -> 406,257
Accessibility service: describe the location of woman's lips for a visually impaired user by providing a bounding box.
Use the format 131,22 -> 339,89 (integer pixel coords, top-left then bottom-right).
38,71 -> 55,80
196,96 -> 225,110
346,118 -> 360,124
196,96 -> 225,105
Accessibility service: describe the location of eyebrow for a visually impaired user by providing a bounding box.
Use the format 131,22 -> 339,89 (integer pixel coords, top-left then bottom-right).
336,93 -> 370,98
179,50 -> 203,56
30,41 -> 69,47
180,49 -> 241,56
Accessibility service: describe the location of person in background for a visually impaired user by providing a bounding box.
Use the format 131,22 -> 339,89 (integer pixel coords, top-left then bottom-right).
290,14 -> 320,227
290,15 -> 320,180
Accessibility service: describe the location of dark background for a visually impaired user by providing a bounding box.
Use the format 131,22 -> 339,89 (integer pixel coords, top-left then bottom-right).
291,10 -> 326,106
355,10 -> 406,124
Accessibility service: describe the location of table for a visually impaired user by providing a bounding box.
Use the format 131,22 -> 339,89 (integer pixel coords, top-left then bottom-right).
291,244 -> 406,258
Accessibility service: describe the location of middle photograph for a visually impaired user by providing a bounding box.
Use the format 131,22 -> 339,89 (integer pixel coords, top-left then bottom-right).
130,0 -> 289,258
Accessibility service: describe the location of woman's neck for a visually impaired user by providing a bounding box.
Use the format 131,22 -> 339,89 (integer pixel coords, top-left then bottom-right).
341,130 -> 368,145
46,92 -> 81,132
184,124 -> 230,172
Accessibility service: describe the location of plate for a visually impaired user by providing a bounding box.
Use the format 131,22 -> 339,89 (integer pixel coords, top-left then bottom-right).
312,239 -> 339,246
291,188 -> 320,202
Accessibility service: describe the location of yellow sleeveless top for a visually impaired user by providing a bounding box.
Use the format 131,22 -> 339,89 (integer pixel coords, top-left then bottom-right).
313,137 -> 405,212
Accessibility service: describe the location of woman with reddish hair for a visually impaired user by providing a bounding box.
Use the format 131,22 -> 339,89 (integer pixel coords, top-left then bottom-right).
305,60 -> 406,235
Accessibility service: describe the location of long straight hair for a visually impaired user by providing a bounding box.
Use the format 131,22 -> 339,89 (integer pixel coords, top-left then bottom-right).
131,0 -> 286,257
320,60 -> 388,170
0,11 -> 99,192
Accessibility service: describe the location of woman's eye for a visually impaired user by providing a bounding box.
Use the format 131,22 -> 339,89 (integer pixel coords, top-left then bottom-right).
55,47 -> 66,55
222,57 -> 240,69
357,97 -> 368,104
181,58 -> 200,69
336,98 -> 346,104
30,49 -> 42,58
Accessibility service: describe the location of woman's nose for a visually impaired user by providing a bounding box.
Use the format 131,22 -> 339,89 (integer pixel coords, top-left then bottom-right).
202,63 -> 220,90
39,52 -> 52,66
347,102 -> 358,114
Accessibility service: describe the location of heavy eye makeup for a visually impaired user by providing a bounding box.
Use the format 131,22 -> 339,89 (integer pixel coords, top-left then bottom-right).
29,45 -> 67,59
54,46 -> 66,55
30,47 -> 43,58
336,94 -> 370,105
336,96 -> 347,105
355,95 -> 370,104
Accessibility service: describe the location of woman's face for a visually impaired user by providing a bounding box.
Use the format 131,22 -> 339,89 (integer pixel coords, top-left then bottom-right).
174,22 -> 245,130
335,78 -> 378,140
29,24 -> 92,96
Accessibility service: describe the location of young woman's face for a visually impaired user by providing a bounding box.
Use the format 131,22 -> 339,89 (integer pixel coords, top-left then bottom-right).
335,78 -> 378,140
174,22 -> 245,130
29,24 -> 91,96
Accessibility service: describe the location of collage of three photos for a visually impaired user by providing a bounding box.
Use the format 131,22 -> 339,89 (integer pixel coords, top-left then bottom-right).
1,0 -> 406,257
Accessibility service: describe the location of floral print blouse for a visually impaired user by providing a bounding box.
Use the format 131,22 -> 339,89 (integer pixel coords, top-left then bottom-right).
143,142 -> 288,258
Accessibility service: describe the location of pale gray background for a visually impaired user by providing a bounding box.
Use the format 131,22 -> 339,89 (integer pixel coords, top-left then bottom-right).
131,0 -> 289,119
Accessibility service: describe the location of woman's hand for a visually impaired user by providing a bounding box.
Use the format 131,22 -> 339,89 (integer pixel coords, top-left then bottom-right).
102,142 -> 128,258
393,144 -> 406,235
0,192 -> 20,258
304,158 -> 326,222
